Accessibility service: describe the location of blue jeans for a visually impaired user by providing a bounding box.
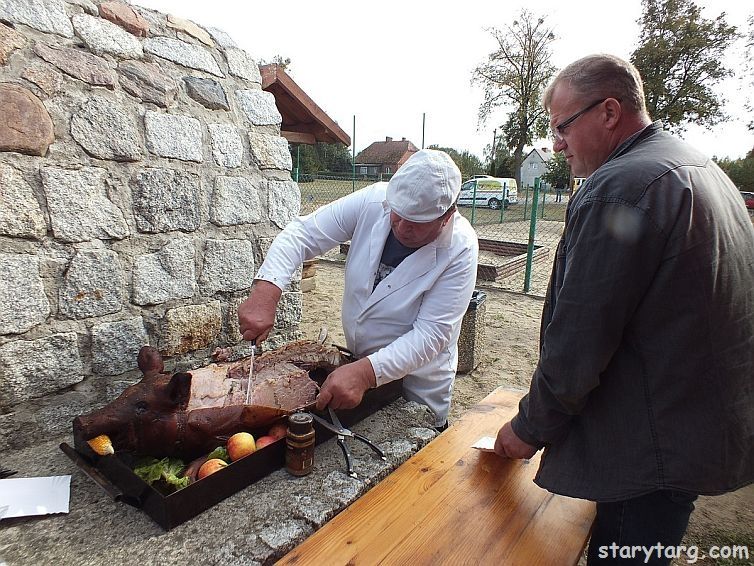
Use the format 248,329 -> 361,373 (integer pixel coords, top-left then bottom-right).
586,490 -> 698,565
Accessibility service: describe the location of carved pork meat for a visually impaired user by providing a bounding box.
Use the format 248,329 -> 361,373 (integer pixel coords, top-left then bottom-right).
73,340 -> 351,460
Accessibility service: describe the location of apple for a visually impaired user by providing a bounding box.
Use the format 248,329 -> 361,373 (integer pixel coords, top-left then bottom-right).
255,435 -> 277,450
227,432 -> 256,461
198,458 -> 227,479
268,422 -> 288,440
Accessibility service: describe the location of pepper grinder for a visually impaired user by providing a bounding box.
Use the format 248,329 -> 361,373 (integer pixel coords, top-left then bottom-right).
285,412 -> 315,476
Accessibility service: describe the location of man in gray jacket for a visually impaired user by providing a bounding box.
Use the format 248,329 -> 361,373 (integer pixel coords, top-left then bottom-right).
494,54 -> 754,564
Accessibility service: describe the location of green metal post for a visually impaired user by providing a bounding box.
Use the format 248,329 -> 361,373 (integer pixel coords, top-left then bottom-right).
352,115 -> 356,193
295,145 -> 300,182
470,182 -> 477,226
523,178 -> 541,293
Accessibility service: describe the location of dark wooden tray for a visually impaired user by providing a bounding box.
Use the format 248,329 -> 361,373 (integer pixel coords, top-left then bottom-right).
61,379 -> 403,530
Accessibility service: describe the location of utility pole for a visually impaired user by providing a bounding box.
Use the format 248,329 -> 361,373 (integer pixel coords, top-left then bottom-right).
421,113 -> 426,149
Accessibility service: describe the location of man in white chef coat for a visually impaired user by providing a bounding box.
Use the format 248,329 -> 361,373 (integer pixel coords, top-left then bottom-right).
238,149 -> 479,428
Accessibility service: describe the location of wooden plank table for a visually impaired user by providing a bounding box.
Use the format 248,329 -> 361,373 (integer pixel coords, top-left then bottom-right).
278,387 -> 595,565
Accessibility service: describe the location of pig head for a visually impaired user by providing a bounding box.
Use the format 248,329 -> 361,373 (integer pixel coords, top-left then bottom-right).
73,346 -> 291,460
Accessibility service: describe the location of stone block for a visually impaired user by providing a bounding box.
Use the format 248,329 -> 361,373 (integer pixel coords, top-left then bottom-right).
161,301 -> 222,356
0,0 -> 74,38
21,63 -> 64,96
248,133 -> 292,171
274,291 -> 302,328
0,84 -> 54,157
166,14 -> 213,46
91,317 -> 148,375
70,95 -> 143,161
199,239 -> 255,294
226,48 -> 261,83
41,166 -> 129,243
144,37 -> 223,77
118,60 -> 178,108
144,110 -> 203,162
0,253 -> 50,335
132,238 -> 195,305
236,89 -> 281,126
268,179 -> 301,228
210,175 -> 263,226
205,26 -> 237,48
72,13 -> 143,58
59,249 -> 124,319
0,163 -> 46,239
208,123 -> 243,168
0,333 -> 83,407
184,76 -> 229,111
34,42 -> 116,89
0,21 -> 25,65
99,1 -> 150,37
132,167 -> 202,233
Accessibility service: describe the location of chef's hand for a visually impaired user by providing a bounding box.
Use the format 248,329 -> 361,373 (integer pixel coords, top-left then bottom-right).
238,280 -> 281,344
494,420 -> 538,460
316,358 -> 377,411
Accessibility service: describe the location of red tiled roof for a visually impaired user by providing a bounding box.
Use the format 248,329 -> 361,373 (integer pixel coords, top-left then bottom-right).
355,138 -> 418,165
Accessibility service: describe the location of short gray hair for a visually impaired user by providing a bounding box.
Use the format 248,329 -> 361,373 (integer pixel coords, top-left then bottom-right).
542,54 -> 648,117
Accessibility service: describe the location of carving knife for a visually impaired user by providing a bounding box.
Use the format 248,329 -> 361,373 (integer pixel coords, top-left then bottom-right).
245,340 -> 256,405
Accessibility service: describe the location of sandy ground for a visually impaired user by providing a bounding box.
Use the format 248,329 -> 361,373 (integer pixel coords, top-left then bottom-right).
299,260 -> 753,565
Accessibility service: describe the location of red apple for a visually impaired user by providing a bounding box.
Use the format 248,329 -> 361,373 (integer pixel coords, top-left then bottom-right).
198,458 -> 227,479
255,435 -> 277,450
227,432 -> 256,461
268,422 -> 288,440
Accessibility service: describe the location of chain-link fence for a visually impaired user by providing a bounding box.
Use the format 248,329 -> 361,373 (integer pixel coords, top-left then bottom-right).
297,174 -> 566,297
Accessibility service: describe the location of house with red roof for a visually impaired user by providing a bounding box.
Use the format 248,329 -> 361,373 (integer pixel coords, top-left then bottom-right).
355,137 -> 419,178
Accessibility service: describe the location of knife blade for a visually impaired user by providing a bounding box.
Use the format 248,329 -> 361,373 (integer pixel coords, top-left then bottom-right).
245,340 -> 256,405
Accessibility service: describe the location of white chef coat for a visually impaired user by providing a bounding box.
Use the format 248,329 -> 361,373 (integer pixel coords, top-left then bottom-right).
255,182 -> 479,425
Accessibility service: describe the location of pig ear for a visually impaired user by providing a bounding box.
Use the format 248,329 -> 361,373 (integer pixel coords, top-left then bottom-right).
167,372 -> 192,409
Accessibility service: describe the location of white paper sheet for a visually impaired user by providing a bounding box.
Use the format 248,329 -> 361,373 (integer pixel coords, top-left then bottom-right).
472,436 -> 496,452
0,475 -> 71,519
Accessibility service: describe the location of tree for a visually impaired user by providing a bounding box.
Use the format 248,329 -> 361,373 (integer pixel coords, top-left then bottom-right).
716,150 -> 754,191
631,0 -> 739,132
472,11 -> 556,190
427,145 -> 486,178
744,15 -> 754,131
289,142 -> 352,176
541,151 -> 570,190
484,136 -> 516,178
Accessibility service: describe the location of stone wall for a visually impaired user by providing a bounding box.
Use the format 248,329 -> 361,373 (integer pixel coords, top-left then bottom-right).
0,0 -> 303,450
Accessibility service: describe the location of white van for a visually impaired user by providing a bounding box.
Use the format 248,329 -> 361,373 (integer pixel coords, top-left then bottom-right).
458,177 -> 518,209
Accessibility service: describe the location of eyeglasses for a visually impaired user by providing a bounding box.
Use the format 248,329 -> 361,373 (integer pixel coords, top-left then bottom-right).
550,98 -> 608,143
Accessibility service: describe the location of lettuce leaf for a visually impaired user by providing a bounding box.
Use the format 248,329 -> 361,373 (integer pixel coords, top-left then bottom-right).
206,446 -> 229,463
134,457 -> 189,490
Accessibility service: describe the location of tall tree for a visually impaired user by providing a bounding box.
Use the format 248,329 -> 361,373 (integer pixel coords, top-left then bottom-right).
541,151 -> 571,190
744,15 -> 754,131
484,136 -> 516,178
472,11 -> 556,189
428,145 -> 485,178
631,0 -> 738,131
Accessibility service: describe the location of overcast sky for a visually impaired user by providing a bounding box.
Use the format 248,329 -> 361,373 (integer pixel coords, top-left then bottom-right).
134,0 -> 752,161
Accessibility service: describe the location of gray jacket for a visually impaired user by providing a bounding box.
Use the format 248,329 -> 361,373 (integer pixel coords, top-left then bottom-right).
512,122 -> 754,502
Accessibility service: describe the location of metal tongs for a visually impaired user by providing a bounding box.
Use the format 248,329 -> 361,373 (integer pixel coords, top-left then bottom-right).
309,407 -> 386,478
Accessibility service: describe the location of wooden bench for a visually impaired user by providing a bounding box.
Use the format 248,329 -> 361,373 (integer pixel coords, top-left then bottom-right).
278,387 -> 595,565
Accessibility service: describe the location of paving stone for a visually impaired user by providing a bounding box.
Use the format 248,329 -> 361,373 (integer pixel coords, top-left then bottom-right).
208,123 -> 243,167
0,83 -> 54,156
0,0 -> 74,38
72,13 -> 143,58
70,95 -> 143,161
248,133 -> 292,171
131,167 -> 202,233
0,253 -> 50,335
0,21 -> 25,65
144,36 -> 223,77
34,42 -> 116,89
41,166 -> 130,243
0,333 -> 83,406
59,249 -> 124,319
144,110 -> 203,162
118,60 -> 178,108
132,238 -> 195,305
98,1 -> 149,37
184,76 -> 229,110
210,175 -> 262,226
236,89 -> 281,126
0,163 -> 46,239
